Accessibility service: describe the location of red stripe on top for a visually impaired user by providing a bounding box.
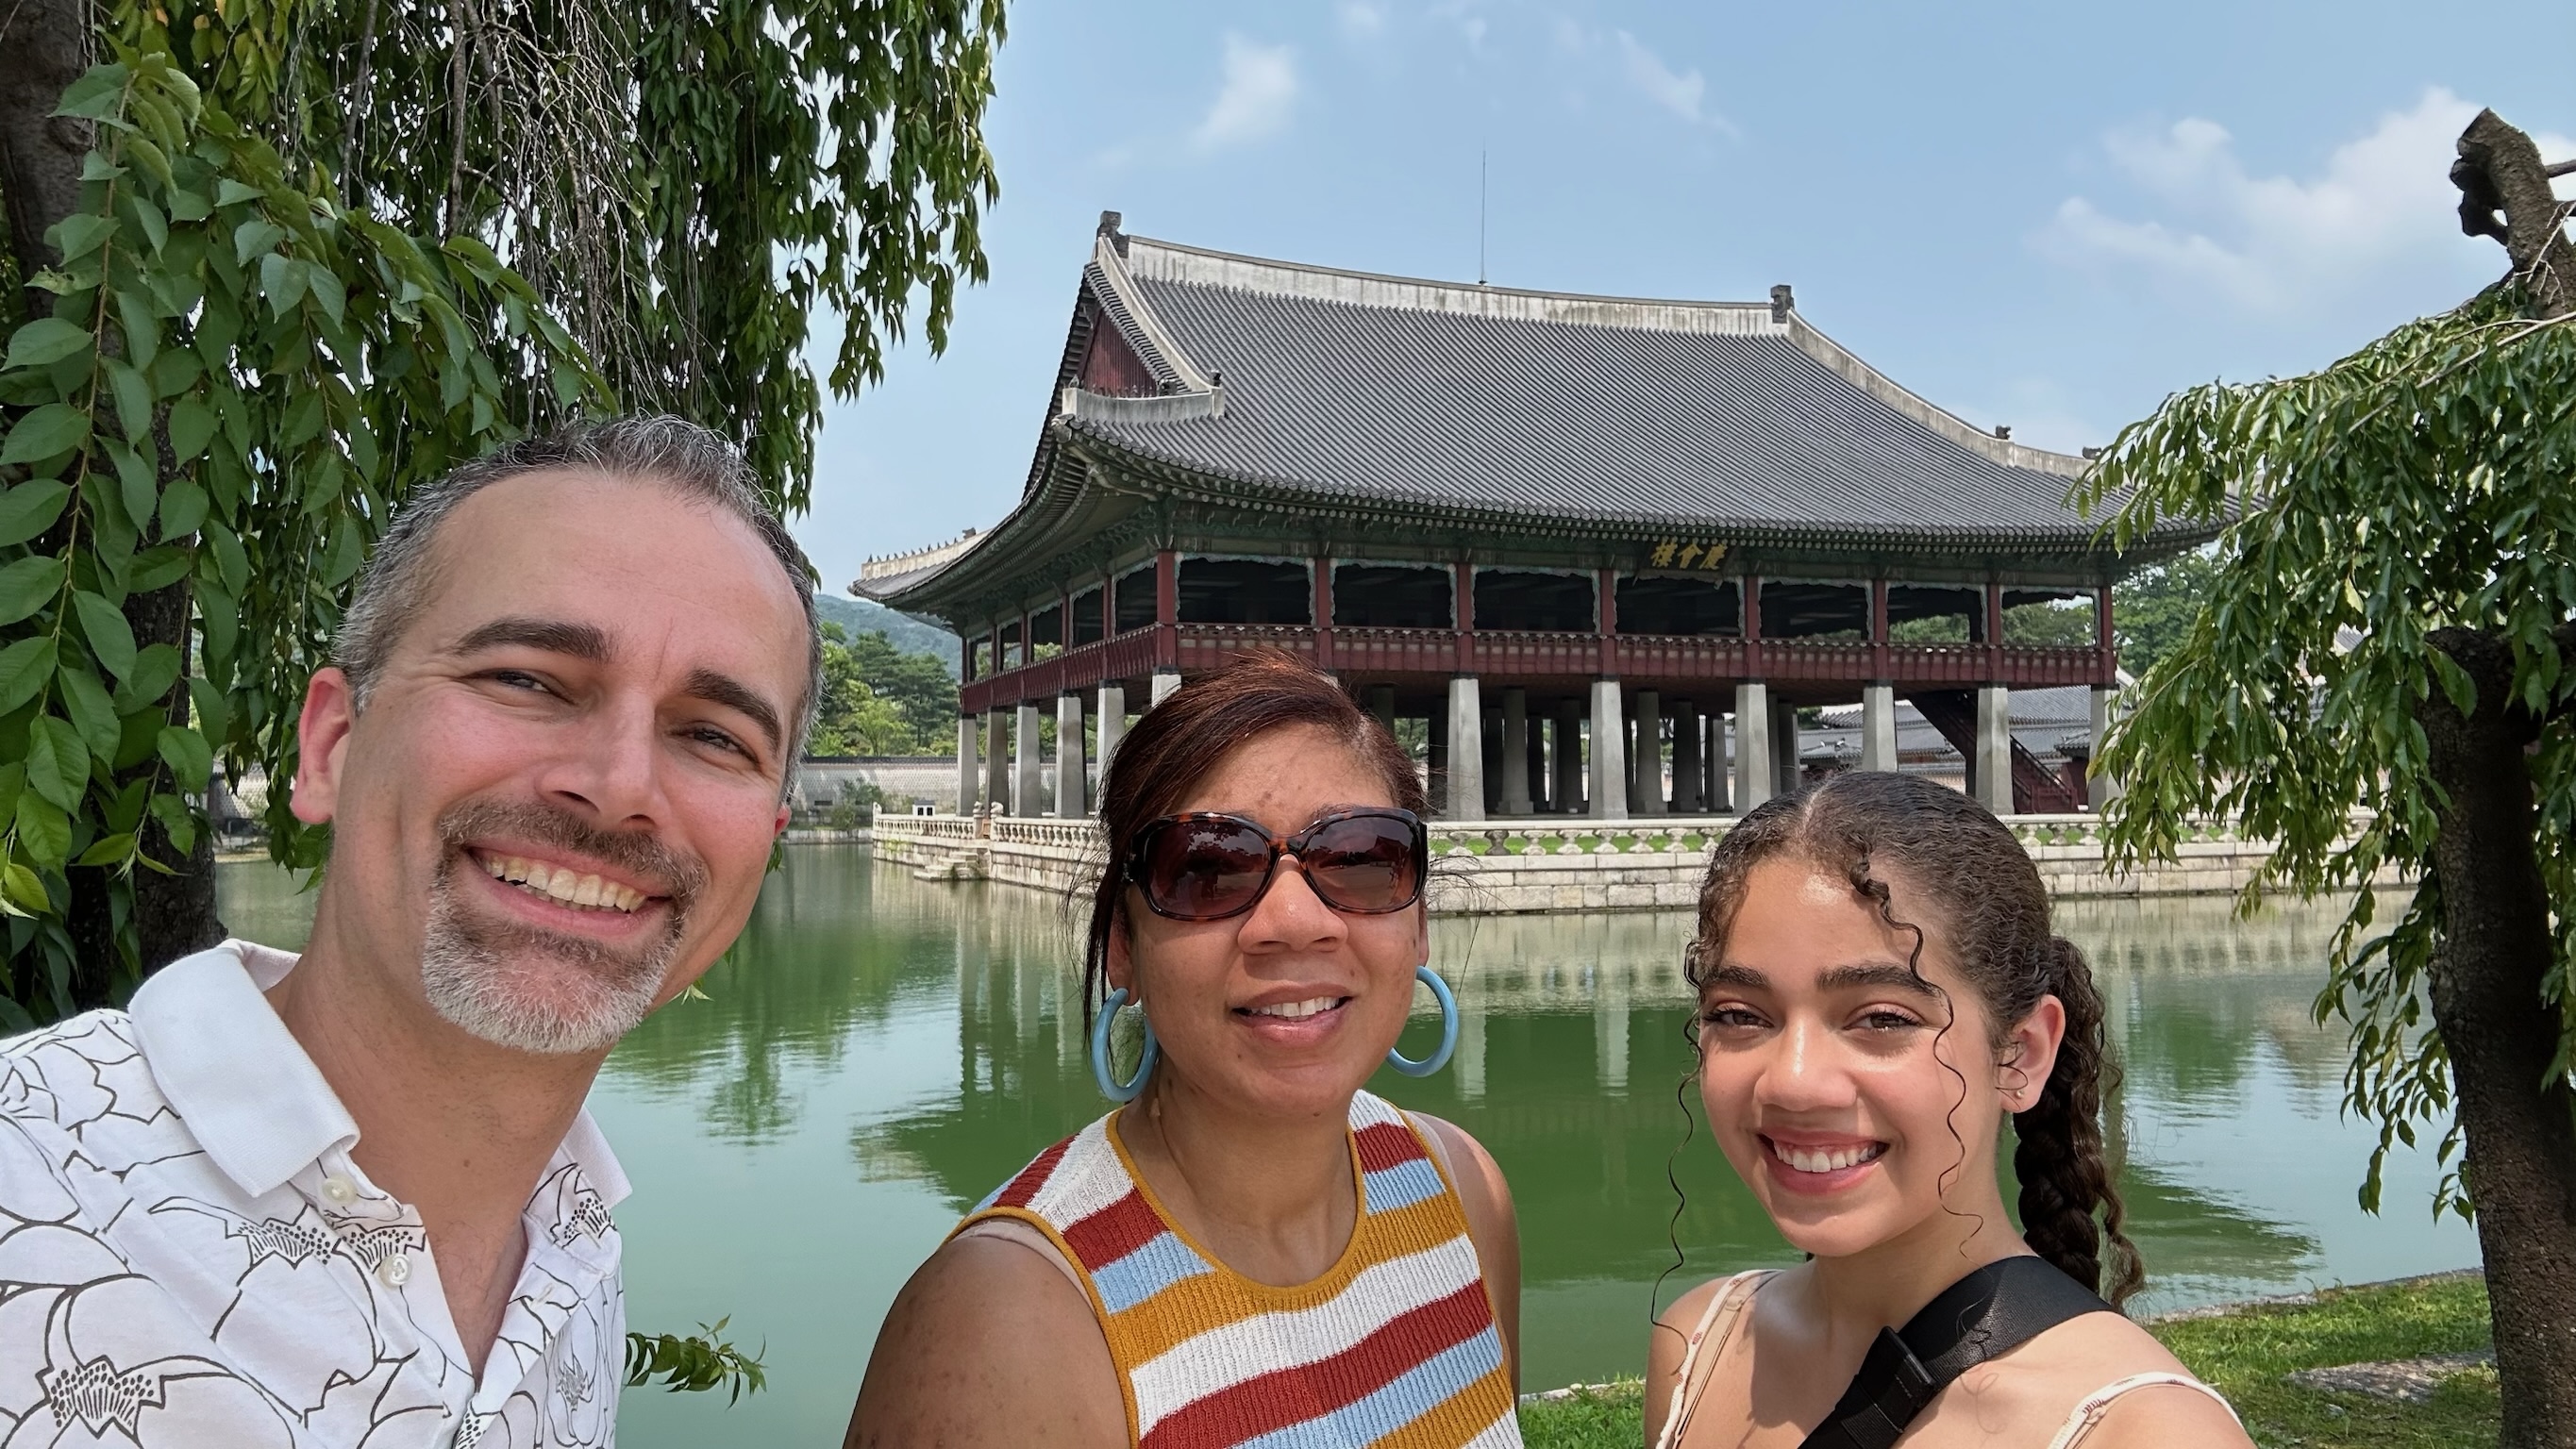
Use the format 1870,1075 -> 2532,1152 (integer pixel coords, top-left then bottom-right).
1137,1280 -> 1497,1449
992,1137 -> 1074,1210
1354,1121 -> 1428,1174
1062,1188 -> 1167,1272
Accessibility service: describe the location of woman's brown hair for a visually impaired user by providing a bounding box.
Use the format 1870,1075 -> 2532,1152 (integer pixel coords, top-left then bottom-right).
1080,652 -> 1427,1026
1685,770 -> 2143,1305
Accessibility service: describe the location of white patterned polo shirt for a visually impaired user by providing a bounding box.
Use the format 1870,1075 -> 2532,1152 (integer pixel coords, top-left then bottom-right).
0,940 -> 627,1447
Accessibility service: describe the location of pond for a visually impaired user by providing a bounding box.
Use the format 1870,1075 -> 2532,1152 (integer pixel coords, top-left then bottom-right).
215,845 -> 2482,1447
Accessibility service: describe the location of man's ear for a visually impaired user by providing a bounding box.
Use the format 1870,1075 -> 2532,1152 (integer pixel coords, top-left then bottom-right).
2002,993 -> 2068,1113
292,668 -> 360,825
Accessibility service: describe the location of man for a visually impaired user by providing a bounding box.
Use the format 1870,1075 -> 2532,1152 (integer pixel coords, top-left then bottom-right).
0,417 -> 818,1445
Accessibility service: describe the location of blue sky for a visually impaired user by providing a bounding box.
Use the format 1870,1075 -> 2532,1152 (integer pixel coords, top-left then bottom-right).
795,0 -> 2576,594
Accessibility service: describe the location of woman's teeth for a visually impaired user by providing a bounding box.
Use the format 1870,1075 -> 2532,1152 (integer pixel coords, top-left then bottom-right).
1770,1140 -> 1887,1174
480,854 -> 644,913
1245,996 -> 1346,1020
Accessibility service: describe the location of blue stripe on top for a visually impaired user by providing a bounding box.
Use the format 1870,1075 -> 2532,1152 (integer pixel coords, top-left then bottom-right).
1230,1325 -> 1508,1449
1362,1159 -> 1448,1215
1090,1230 -> 1217,1315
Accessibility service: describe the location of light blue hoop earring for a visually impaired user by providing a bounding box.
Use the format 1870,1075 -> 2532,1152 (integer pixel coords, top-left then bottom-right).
1385,965 -> 1460,1076
1091,988 -> 1161,1102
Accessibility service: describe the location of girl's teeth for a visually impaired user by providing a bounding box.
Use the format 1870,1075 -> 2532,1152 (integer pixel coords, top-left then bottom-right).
1775,1141 -> 1886,1174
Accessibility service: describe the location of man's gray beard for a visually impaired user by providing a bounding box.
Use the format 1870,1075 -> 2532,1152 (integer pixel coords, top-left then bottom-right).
419,865 -> 682,1056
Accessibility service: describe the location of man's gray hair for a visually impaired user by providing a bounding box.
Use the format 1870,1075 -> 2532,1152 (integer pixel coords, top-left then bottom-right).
335,415 -> 823,775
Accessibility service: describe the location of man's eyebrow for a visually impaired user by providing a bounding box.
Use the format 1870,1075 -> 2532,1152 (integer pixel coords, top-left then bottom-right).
450,617 -> 611,662
683,667 -> 784,755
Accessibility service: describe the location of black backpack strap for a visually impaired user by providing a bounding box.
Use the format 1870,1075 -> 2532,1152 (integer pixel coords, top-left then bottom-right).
1797,1257 -> 2115,1449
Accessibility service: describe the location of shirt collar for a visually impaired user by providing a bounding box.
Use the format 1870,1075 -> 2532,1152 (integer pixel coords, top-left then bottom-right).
130,939 -> 632,1209
130,940 -> 358,1198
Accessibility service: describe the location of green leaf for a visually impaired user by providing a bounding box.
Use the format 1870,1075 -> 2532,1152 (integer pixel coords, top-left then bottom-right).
112,642 -> 182,712
110,441 -> 157,535
71,591 -> 138,683
0,555 -> 66,625
0,637 -> 58,714
125,546 -> 191,593
167,395 -> 217,462
158,480 -> 208,541
14,791 -> 72,871
25,716 -> 90,811
233,218 -> 286,266
0,403 -> 91,467
0,480 -> 73,548
50,213 -> 114,264
4,318 -> 93,371
57,663 -> 120,763
0,861 -> 47,916
102,357 -> 153,443
259,253 -> 306,315
74,834 -> 135,868
157,725 -> 212,792
53,66 -> 130,122
148,790 -> 195,856
187,675 -> 229,741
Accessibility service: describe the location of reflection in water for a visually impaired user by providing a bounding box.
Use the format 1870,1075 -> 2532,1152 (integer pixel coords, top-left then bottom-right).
214,851 -> 2480,1448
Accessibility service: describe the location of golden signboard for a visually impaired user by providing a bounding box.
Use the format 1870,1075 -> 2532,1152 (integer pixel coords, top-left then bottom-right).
1647,541 -> 1730,570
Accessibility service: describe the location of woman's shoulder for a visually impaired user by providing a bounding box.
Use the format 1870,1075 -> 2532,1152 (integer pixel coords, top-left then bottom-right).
1938,1310 -> 2248,1448
845,1229 -> 1124,1448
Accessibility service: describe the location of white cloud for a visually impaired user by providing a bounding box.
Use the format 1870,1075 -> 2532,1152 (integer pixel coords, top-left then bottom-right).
2037,88 -> 2575,313
1193,36 -> 1299,153
1336,2 -> 1385,41
1614,30 -> 1735,137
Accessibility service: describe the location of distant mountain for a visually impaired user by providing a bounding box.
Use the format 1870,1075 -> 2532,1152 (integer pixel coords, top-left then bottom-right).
812,593 -> 961,674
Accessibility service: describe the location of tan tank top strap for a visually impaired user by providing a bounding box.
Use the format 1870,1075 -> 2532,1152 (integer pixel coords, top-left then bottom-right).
1653,1269 -> 1772,1449
950,1217 -> 1086,1296
2045,1372 -> 2241,1449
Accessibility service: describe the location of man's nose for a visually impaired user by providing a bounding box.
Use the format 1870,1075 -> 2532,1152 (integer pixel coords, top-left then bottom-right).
536,696 -> 669,826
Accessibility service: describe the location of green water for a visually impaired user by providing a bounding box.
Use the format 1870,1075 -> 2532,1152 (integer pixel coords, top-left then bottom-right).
215,846 -> 2481,1447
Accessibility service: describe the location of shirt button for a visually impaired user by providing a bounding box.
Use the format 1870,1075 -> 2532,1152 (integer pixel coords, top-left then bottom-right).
321,1175 -> 357,1204
376,1253 -> 411,1288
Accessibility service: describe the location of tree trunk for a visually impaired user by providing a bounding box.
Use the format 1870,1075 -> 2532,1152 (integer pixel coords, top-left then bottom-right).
0,0 -> 92,320
2421,626 -> 2576,1449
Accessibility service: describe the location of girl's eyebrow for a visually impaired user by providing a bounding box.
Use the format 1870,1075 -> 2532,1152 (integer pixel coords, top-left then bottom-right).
1703,961 -> 1938,999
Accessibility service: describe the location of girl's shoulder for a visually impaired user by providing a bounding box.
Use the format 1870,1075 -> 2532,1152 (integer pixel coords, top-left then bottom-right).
1931,1312 -> 2248,1449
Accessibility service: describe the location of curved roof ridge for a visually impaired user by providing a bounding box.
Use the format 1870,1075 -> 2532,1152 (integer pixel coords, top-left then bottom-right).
1123,233 -> 1783,335
1088,233 -> 1215,392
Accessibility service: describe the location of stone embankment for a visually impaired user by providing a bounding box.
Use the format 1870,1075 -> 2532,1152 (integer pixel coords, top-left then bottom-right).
870,813 -> 2404,912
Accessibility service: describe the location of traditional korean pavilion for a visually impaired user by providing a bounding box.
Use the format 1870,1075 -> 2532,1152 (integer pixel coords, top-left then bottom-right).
857,214 -> 2202,821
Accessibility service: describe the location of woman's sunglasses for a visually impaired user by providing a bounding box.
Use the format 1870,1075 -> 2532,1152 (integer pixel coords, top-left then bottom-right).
1126,808 -> 1429,921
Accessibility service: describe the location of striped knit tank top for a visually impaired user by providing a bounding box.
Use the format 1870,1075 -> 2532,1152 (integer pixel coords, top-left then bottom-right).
957,1090 -> 1522,1449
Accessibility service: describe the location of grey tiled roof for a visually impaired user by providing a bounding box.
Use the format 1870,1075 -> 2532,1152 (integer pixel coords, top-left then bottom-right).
1060,234 -> 2179,550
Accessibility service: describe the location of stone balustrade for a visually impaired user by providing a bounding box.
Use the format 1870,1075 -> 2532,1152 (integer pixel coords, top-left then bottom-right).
868,812 -> 2399,912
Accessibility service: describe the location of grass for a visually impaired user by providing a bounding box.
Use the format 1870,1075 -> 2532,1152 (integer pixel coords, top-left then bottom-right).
1514,1274 -> 2497,1448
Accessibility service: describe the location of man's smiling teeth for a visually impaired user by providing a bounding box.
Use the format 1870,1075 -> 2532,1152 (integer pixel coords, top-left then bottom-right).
479,854 -> 644,913
1770,1141 -> 1887,1174
1246,996 -> 1346,1020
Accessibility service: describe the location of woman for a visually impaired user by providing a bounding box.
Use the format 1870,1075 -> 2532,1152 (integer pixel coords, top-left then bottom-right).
1647,772 -> 2251,1449
849,653 -> 1522,1449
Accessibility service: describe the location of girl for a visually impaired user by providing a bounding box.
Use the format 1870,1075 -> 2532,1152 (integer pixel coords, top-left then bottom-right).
1648,772 -> 2250,1448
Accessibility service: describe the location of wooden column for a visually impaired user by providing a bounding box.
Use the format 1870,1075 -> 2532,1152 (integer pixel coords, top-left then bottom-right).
1453,560 -> 1475,674
1101,573 -> 1116,641
1869,577 -> 1890,682
1743,575 -> 1764,676
1154,548 -> 1179,672
2095,585 -> 2116,687
1984,578 -> 2005,682
1314,554 -> 1335,671
1597,568 -> 1618,675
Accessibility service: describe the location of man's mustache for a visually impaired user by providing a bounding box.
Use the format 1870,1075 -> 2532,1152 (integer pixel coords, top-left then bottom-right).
435,796 -> 710,914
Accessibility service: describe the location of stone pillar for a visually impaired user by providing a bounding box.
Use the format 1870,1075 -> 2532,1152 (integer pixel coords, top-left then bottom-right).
984,708 -> 1009,813
1733,681 -> 1771,813
1771,696 -> 1800,798
1446,676 -> 1484,820
1631,690 -> 1665,816
1367,684 -> 1397,729
1499,688 -> 1533,814
1861,682 -> 1897,773
2088,686 -> 2122,808
1976,683 -> 2015,816
1704,712 -> 1730,813
1055,692 -> 1086,817
1014,702 -> 1043,817
1480,707 -> 1504,815
1588,679 -> 1629,822
1671,700 -> 1701,812
1095,682 -> 1127,810
1553,700 -> 1584,813
1149,669 -> 1181,708
955,715 -> 979,814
